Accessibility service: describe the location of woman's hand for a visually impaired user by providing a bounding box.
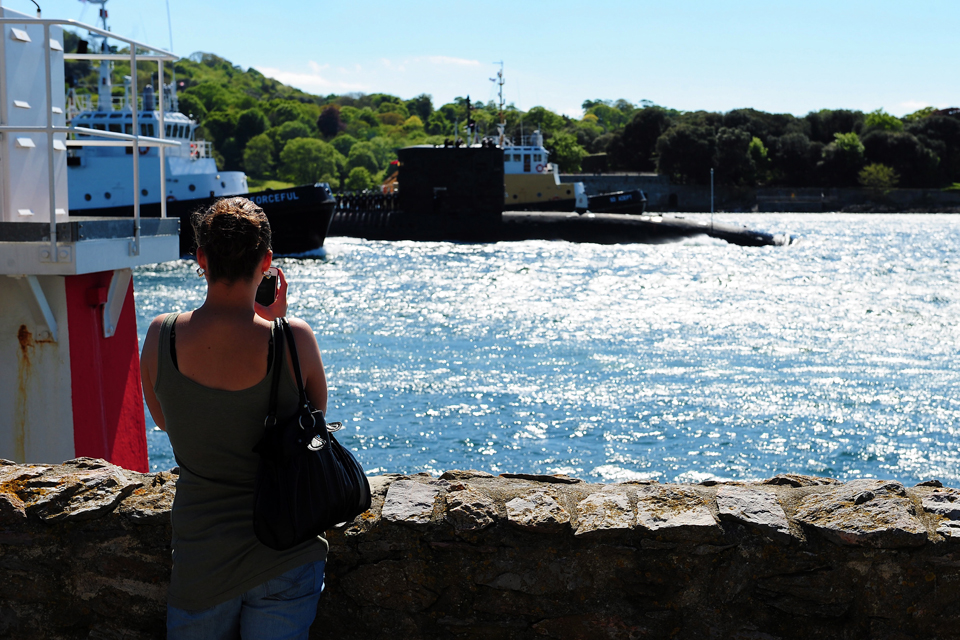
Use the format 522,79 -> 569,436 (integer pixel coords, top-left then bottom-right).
254,266 -> 288,320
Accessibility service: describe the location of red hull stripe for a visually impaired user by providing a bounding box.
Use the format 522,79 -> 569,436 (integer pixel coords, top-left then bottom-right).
65,272 -> 148,472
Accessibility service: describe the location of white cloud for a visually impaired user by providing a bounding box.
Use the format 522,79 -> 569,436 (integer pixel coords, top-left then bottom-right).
255,65 -> 367,93
420,56 -> 481,67
891,100 -> 950,117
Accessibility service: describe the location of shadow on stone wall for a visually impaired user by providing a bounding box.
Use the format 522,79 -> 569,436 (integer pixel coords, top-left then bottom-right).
3,458 -> 960,639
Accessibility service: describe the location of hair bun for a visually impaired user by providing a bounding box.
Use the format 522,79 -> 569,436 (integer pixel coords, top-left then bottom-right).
192,197 -> 272,282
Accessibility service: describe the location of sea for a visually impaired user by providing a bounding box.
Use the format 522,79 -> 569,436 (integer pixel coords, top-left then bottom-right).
133,213 -> 960,485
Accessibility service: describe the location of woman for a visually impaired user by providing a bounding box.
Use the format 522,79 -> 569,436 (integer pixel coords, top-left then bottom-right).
140,197 -> 329,639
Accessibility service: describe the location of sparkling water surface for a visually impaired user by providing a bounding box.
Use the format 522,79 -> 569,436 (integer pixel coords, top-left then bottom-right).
134,214 -> 960,484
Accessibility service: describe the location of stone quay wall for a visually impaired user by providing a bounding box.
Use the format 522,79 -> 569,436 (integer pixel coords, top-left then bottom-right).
3,459 -> 960,639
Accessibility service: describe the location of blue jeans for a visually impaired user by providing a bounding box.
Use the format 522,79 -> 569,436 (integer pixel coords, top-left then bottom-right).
167,561 -> 325,640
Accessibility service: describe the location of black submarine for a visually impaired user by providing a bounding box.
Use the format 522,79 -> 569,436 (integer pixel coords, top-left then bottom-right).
328,146 -> 793,247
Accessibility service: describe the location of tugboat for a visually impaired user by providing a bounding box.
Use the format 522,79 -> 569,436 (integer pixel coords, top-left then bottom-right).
65,1 -> 336,255
481,66 -> 646,215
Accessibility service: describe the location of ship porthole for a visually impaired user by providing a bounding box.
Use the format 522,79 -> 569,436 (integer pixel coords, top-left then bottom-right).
537,192 -> 542,197
189,184 -> 196,192
141,189 -> 148,196
513,195 -> 518,200
221,181 -> 226,188
104,192 -> 111,200
84,193 -> 91,201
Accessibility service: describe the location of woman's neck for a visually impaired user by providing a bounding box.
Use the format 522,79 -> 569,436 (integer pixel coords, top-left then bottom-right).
197,280 -> 259,318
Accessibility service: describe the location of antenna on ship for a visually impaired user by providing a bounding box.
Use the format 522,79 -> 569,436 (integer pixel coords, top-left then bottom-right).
490,61 -> 505,147
84,0 -> 113,111
465,95 -> 474,146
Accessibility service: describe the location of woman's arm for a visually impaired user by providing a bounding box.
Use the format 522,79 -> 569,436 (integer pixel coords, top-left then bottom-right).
288,318 -> 328,415
140,314 -> 168,431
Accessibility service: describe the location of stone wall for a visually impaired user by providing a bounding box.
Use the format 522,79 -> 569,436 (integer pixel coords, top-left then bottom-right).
3,459 -> 960,639
561,174 -> 960,213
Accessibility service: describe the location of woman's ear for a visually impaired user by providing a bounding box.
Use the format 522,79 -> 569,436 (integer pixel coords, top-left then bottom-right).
260,250 -> 273,274
196,246 -> 208,271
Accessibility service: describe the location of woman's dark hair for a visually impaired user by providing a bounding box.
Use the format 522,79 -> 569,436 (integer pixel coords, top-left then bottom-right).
192,197 -> 271,282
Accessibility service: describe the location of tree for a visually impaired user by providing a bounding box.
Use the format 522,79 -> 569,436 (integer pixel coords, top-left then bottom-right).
317,105 -> 345,138
202,111 -> 237,149
242,134 -> 275,178
345,166 -> 375,191
526,106 -> 565,135
402,115 -> 424,133
903,106 -> 936,123
861,130 -> 939,187
426,112 -> 449,135
655,125 -> 716,184
346,142 -> 380,174
545,131 -> 586,173
235,108 -> 268,147
279,138 -> 344,185
269,102 -> 306,127
607,107 -> 672,172
272,120 -> 312,149
907,116 -> 960,185
405,94 -> 433,122
805,109 -> 864,144
714,127 -> 755,185
772,133 -> 818,186
863,109 -> 904,133
378,112 -> 405,126
858,163 -> 899,193
177,94 -> 207,121
331,134 -> 357,157
184,82 -> 232,112
748,137 -> 770,183
817,132 -> 865,186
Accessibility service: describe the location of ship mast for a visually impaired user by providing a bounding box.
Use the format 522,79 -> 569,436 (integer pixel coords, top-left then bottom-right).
491,61 -> 505,147
85,0 -> 113,111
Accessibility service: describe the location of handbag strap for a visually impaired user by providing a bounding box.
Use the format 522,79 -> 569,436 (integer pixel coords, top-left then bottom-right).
279,318 -> 309,410
265,318 -> 285,428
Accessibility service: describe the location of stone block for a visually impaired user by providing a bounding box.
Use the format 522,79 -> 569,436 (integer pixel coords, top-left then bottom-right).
716,486 -> 793,541
794,480 -> 926,548
381,479 -> 440,525
574,492 -> 633,537
763,474 -> 842,487
635,485 -> 721,541
24,464 -> 142,522
505,489 -> 570,533
921,490 -> 960,520
445,487 -> 497,532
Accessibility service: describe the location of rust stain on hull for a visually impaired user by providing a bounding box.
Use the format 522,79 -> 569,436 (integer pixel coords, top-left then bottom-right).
14,325 -> 33,462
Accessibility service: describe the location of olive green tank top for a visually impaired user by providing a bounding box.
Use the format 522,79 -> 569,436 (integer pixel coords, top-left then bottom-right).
155,313 -> 328,610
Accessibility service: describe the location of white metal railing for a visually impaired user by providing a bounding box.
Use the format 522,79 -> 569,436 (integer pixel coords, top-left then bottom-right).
190,139 -> 211,159
0,15 -> 178,262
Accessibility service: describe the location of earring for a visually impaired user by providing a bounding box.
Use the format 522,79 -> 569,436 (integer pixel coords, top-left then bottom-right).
197,267 -> 205,277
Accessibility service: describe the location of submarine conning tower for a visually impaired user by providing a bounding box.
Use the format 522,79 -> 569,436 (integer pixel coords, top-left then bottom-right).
0,6 -> 180,471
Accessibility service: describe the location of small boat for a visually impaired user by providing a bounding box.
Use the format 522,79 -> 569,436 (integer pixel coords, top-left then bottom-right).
65,1 -> 335,255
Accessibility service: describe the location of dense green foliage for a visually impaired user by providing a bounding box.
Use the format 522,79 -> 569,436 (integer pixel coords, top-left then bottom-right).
65,39 -> 960,190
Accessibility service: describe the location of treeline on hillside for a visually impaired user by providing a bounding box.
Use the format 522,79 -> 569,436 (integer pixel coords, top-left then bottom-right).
64,37 -> 960,191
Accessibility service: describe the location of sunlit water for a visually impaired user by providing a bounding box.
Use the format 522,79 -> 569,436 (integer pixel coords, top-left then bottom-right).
133,214 -> 960,484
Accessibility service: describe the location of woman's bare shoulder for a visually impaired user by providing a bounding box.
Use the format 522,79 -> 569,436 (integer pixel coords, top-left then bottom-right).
286,317 -> 318,342
144,313 -> 171,342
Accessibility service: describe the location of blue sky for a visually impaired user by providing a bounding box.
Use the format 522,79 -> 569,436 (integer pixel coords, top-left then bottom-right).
29,0 -> 960,117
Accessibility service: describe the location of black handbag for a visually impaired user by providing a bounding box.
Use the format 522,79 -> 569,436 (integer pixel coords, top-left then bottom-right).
252,318 -> 371,551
